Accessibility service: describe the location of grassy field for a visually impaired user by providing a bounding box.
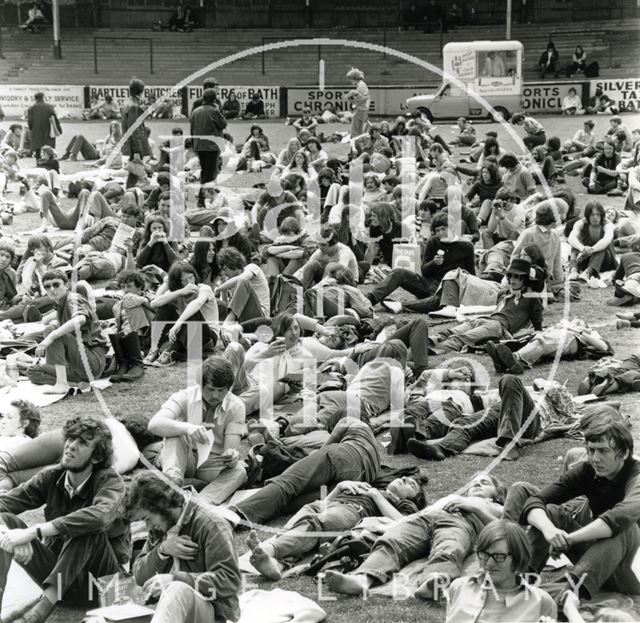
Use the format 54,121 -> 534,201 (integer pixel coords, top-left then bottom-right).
5,112 -> 640,622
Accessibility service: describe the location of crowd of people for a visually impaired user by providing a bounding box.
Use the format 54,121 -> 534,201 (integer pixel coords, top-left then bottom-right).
0,67 -> 640,623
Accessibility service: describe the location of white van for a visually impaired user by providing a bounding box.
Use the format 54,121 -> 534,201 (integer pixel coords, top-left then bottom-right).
406,40 -> 524,122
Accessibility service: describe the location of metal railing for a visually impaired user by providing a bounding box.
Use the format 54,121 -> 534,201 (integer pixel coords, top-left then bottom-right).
93,36 -> 154,74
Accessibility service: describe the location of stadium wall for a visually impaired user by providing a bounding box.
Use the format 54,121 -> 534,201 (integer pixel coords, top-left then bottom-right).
0,79 -> 638,119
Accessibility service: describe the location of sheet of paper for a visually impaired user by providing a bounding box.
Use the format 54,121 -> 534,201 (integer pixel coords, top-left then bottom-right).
196,429 -> 215,467
111,223 -> 136,253
86,603 -> 155,620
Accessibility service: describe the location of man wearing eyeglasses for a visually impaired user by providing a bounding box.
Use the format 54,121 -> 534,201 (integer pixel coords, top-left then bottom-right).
25,270 -> 108,394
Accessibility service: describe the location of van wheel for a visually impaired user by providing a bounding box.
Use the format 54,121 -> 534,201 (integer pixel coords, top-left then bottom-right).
492,107 -> 509,122
418,107 -> 434,122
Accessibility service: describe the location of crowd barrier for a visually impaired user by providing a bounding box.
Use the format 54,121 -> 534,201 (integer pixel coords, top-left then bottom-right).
0,79 -> 638,119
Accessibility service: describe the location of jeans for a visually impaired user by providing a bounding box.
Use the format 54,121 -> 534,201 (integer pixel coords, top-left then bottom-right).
228,278 -> 265,323
518,333 -> 579,366
571,246 -> 618,276
65,135 -> 100,160
234,444 -> 372,524
355,510 -> 476,585
428,375 -> 540,456
368,268 -> 438,306
0,429 -> 64,491
0,513 -> 121,608
153,435 -> 247,505
152,304 -> 216,360
270,500 -> 365,561
350,108 -> 368,137
151,581 -> 219,623
388,318 -> 429,376
26,335 -> 107,385
436,317 -> 505,352
524,132 -> 547,151
502,481 -> 640,598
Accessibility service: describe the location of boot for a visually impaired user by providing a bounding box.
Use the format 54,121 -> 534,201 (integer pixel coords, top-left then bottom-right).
108,334 -> 129,382
120,333 -> 145,382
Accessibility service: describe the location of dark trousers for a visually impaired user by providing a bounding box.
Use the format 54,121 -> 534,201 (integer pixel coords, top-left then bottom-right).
523,132 -> 546,151
234,444 -> 371,525
502,482 -> 640,598
154,304 -> 215,359
388,318 -> 429,376
0,513 -> 121,607
368,268 -> 438,305
424,375 -> 540,456
197,149 -> 220,207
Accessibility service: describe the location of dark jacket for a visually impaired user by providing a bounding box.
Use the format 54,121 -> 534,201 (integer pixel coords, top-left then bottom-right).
120,96 -> 151,159
190,104 -> 227,152
27,101 -> 56,151
0,465 -> 130,564
421,237 -> 475,282
133,499 -> 241,622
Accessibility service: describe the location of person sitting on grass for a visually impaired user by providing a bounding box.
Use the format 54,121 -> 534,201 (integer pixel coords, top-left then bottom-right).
127,471 -> 241,623
215,248 -> 270,325
576,354 -> 640,397
108,270 -> 154,383
502,416 -> 640,609
0,399 -> 41,453
446,520 -> 557,622
325,472 -> 505,600
0,415 -> 129,623
26,270 -> 108,393
135,215 -> 180,273
245,476 -> 425,580
148,356 -> 246,504
430,258 -> 544,354
145,260 -> 218,367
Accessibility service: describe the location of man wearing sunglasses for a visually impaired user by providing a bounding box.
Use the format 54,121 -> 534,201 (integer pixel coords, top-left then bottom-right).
26,270 -> 108,394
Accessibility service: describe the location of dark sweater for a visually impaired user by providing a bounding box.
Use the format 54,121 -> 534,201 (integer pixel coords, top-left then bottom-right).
491,287 -> 544,332
521,459 -> 640,536
421,237 -> 475,282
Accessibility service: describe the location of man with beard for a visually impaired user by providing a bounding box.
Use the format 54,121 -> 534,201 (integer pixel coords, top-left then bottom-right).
127,471 -> 241,623
0,415 -> 129,623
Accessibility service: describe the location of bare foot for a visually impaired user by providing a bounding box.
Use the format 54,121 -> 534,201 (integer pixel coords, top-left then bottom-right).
43,384 -> 70,395
249,544 -> 283,581
324,570 -> 371,595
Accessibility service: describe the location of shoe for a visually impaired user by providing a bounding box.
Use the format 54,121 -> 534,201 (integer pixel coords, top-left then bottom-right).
155,350 -> 176,367
607,188 -> 625,197
617,319 -> 632,329
484,341 -> 506,373
617,312 -> 637,321
407,438 -> 446,461
621,280 -> 640,299
495,343 -> 524,374
568,268 -> 580,281
380,300 -> 403,314
577,270 -> 591,282
143,348 -> 159,365
110,362 -> 130,383
121,362 -> 144,381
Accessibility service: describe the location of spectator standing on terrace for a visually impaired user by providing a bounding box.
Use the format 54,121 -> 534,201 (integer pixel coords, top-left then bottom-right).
346,68 -> 370,138
27,92 -> 58,160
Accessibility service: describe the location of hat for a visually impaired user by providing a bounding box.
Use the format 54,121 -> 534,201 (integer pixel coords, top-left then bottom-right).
210,207 -> 235,229
506,258 -> 532,277
584,119 -> 595,127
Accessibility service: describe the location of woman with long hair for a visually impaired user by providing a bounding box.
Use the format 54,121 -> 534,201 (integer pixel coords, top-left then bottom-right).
145,260 -> 218,366
282,149 -> 318,183
238,124 -> 276,170
275,136 -> 302,172
135,216 -> 179,272
365,201 -> 401,266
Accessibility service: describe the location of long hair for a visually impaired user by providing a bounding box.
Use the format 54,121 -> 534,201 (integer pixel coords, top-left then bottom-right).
371,201 -> 399,235
141,215 -> 170,246
191,225 -> 216,282
108,120 -> 122,142
167,260 -> 198,292
579,201 -> 606,244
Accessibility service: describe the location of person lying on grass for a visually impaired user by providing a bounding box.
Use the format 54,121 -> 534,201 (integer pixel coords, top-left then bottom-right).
245,476 -> 425,580
324,472 -> 505,600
